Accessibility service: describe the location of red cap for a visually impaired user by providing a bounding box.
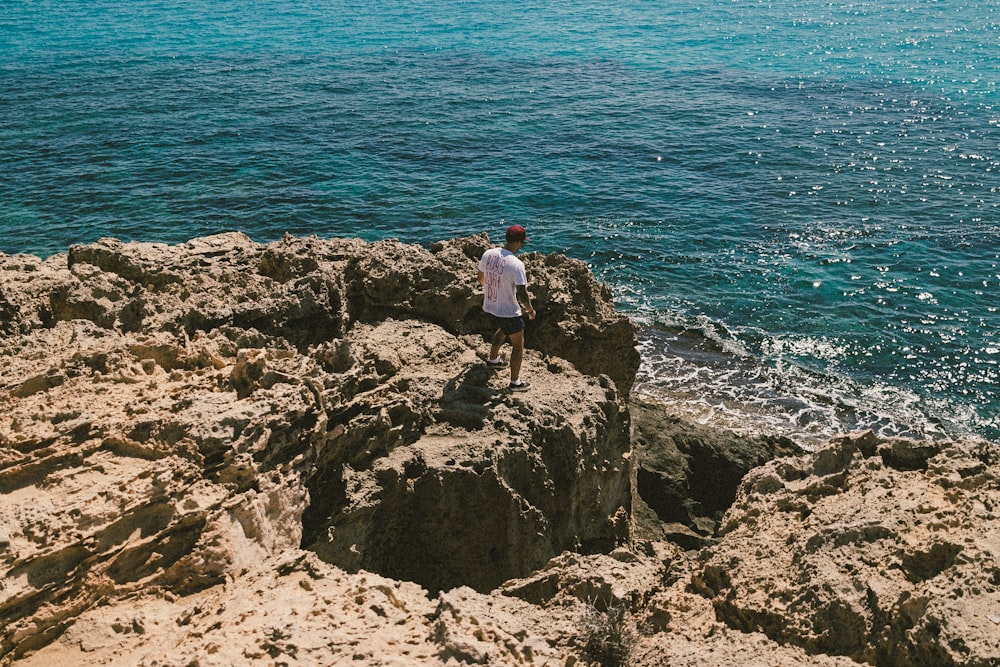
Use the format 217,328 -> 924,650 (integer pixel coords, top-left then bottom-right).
505,225 -> 529,243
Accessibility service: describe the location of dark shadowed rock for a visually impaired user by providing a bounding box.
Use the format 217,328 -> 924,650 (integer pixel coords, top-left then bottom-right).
630,398 -> 802,545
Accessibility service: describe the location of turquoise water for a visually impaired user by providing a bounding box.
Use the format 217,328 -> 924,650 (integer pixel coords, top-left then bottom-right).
2,1 -> 998,444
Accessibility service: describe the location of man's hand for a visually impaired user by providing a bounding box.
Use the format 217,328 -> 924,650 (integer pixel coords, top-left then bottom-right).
516,284 -> 535,320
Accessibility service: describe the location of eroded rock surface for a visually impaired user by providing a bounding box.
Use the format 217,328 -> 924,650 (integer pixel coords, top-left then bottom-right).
2,233 -> 998,667
694,431 -> 1000,666
0,232 -> 636,662
631,399 -> 803,548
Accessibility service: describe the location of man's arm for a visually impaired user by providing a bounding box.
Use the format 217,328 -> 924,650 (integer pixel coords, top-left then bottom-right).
516,284 -> 535,320
477,270 -> 485,286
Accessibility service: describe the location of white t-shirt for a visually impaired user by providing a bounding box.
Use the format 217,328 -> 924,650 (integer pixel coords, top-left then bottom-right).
478,247 -> 527,318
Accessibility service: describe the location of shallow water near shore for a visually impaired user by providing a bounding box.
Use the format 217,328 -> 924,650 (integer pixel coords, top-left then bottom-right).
2,0 -> 998,445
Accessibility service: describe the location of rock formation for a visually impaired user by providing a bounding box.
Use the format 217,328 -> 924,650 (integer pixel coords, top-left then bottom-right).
630,400 -> 803,549
1,233 -> 998,667
691,431 -> 1000,666
0,232 -> 637,663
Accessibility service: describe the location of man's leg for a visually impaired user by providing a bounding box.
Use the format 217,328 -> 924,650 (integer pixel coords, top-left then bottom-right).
489,328 -> 507,361
508,330 -> 525,383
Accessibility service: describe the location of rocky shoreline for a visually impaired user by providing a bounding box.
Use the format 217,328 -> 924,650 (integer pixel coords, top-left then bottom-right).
2,233 -> 998,666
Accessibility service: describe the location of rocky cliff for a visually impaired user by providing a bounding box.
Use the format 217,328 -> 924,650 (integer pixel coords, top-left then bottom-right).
2,233 -> 998,667
0,231 -> 637,660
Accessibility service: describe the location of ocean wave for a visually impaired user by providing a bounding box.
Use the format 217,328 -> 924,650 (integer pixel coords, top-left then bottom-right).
634,321 -> 993,448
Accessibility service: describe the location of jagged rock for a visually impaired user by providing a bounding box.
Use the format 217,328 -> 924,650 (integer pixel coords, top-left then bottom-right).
695,431 -> 1000,666
2,233 -> 997,667
300,318 -> 631,593
631,398 -> 802,543
0,233 -> 637,662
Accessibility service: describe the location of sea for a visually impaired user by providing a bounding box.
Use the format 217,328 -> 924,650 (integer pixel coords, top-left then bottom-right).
2,0 -> 997,447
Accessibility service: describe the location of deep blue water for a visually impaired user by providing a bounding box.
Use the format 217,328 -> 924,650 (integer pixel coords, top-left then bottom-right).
2,0 -> 998,445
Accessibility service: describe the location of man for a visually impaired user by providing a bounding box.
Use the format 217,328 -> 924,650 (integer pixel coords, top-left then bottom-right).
477,224 -> 536,391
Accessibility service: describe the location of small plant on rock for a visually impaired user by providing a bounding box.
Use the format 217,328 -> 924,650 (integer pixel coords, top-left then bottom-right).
579,598 -> 635,667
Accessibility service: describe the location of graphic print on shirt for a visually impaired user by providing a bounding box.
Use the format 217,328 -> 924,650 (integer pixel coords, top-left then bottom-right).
482,251 -> 506,308
479,248 -> 526,318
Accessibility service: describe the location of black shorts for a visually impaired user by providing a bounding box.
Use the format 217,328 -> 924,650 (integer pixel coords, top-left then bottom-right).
492,315 -> 525,336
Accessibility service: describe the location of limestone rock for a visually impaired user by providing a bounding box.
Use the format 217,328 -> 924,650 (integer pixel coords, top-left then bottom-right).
695,431 -> 1000,666
631,399 -> 802,547
3,233 -> 998,667
0,233 -> 636,663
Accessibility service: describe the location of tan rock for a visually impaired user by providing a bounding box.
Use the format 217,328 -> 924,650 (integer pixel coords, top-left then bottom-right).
698,432 -> 1000,666
3,234 -> 997,667
0,233 -> 636,663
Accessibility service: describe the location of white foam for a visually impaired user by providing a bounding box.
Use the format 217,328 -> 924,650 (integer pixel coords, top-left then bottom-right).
634,324 -> 982,448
